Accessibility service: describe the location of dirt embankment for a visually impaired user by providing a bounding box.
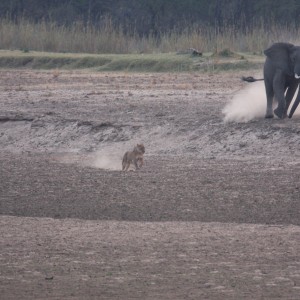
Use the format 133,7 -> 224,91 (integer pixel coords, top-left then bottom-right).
0,69 -> 299,159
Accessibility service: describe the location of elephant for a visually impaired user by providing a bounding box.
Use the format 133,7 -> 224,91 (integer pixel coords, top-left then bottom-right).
242,42 -> 300,119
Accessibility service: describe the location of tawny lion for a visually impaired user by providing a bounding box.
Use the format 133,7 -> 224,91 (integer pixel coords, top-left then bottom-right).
122,144 -> 145,171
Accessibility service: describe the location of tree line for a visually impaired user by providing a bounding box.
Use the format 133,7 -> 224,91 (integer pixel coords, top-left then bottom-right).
1,0 -> 300,35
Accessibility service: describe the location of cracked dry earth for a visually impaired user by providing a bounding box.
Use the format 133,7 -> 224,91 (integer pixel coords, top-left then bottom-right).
0,69 -> 300,299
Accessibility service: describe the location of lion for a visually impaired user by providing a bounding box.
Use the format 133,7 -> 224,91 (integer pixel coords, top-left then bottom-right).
122,144 -> 145,171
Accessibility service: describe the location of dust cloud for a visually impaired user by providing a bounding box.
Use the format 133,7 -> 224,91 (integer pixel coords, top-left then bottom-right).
90,152 -> 122,171
57,150 -> 124,171
223,82 -> 265,122
223,81 -> 300,122
82,143 -> 146,171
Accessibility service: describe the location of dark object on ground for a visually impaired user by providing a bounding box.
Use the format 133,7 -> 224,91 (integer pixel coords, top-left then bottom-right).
241,76 -> 264,82
177,48 -> 202,56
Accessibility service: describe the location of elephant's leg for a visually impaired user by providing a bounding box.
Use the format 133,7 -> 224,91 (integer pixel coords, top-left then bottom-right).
264,79 -> 274,118
289,87 -> 300,118
284,83 -> 298,117
273,74 -> 286,119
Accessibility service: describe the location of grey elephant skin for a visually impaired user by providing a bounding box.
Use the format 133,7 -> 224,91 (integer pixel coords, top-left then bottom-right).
243,42 -> 300,119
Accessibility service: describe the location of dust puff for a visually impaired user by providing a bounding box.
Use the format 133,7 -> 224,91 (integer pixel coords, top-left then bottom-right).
91,153 -> 122,171
223,82 -> 265,123
82,151 -> 122,171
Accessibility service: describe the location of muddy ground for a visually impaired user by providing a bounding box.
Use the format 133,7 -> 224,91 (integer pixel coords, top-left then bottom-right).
0,69 -> 300,299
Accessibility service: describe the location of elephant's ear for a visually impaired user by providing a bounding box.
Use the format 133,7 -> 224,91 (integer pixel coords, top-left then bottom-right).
264,42 -> 295,75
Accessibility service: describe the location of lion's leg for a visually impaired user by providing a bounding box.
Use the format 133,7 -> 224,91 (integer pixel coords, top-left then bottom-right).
133,158 -> 139,170
125,162 -> 130,171
138,157 -> 143,168
122,153 -> 128,171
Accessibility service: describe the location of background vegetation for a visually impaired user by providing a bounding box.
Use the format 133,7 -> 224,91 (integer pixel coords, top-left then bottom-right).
1,0 -> 300,54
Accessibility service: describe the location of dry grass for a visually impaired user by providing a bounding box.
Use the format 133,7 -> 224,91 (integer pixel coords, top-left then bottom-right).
1,18 -> 300,55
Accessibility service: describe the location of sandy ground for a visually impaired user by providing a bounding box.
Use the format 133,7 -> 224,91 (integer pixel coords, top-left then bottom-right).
0,69 -> 300,299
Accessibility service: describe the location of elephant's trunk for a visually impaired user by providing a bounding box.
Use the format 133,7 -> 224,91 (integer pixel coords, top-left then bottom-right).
288,98 -> 300,118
